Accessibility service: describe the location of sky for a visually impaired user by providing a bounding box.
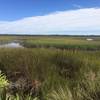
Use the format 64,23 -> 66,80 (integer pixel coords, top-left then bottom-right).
0,0 -> 100,35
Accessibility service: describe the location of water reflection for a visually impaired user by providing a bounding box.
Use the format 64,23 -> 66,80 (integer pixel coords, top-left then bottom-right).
0,42 -> 23,48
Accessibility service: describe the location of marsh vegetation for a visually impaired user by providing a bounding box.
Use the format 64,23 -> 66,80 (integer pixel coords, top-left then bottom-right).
0,35 -> 100,100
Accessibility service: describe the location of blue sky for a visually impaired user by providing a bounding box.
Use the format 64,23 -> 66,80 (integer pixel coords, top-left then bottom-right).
0,0 -> 100,35
0,0 -> 100,21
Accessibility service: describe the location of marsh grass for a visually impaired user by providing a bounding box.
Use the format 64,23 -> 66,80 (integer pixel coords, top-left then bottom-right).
0,48 -> 100,99
21,37 -> 100,50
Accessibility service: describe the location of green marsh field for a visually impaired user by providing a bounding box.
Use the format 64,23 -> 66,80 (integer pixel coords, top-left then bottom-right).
21,36 -> 100,50
0,35 -> 100,100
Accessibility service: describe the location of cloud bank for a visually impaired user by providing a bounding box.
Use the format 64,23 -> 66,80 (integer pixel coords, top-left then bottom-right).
0,8 -> 100,35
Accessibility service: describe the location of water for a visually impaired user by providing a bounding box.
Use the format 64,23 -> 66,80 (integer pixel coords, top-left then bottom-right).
0,42 -> 24,48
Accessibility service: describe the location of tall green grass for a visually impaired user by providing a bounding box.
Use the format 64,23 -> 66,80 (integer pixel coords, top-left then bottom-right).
0,48 -> 100,99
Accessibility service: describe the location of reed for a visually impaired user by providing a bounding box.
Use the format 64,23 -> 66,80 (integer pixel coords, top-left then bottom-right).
0,48 -> 100,99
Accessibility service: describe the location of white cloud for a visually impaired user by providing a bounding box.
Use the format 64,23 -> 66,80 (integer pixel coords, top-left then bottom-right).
0,8 -> 100,35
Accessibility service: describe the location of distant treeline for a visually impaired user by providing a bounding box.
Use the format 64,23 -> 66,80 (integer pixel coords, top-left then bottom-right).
0,34 -> 100,37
